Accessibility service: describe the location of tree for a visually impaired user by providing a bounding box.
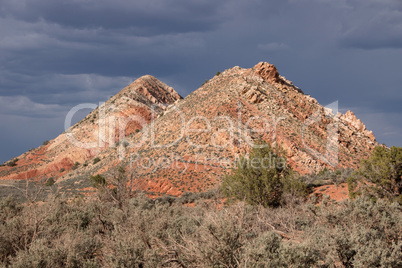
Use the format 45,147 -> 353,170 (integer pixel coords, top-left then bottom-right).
359,146 -> 402,201
221,141 -> 294,207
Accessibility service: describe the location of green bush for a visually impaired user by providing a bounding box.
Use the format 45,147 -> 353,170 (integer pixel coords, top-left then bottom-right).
45,177 -> 55,186
72,162 -> 80,170
359,146 -> 402,201
93,157 -> 101,165
6,158 -> 18,167
347,176 -> 361,199
122,141 -> 129,148
221,141 -> 301,207
90,174 -> 106,188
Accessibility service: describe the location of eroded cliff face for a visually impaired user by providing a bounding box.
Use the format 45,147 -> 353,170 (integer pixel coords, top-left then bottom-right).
0,62 -> 378,196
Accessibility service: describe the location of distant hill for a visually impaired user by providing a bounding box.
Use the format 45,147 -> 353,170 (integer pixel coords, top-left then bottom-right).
0,62 -> 378,196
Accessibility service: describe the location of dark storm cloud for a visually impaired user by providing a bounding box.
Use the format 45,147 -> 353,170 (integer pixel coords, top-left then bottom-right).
339,0 -> 402,49
0,0 -> 223,34
0,0 -> 401,163
0,71 -> 133,104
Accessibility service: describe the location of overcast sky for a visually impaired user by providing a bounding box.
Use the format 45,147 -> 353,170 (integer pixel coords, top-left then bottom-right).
0,0 -> 401,163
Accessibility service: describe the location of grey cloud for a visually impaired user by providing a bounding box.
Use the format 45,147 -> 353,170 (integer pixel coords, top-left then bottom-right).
0,114 -> 64,162
0,96 -> 64,117
0,15 -> 206,79
0,71 -> 133,105
258,42 -> 290,52
0,0 -> 224,35
339,1 -> 402,49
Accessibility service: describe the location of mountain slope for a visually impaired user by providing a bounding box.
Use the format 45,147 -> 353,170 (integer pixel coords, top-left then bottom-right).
102,62 -> 377,195
0,62 -> 378,196
0,75 -> 182,183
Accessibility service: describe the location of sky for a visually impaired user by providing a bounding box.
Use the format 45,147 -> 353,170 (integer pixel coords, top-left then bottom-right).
0,0 -> 401,163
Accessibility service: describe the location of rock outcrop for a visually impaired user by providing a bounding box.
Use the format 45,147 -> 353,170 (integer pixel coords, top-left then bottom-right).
341,111 -> 376,141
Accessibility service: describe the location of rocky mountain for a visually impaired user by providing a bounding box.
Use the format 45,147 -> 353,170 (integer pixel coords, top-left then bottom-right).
0,76 -> 181,192
0,62 -> 378,196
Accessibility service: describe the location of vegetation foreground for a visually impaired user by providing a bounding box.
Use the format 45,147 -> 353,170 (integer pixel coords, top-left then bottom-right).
0,145 -> 401,267
0,191 -> 401,267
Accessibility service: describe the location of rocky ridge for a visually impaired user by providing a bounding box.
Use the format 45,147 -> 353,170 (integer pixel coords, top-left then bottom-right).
0,62 -> 378,196
0,76 -> 182,183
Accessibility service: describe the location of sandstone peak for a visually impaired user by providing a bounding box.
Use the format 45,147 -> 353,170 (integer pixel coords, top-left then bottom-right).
123,75 -> 182,105
253,62 -> 303,94
254,62 -> 281,83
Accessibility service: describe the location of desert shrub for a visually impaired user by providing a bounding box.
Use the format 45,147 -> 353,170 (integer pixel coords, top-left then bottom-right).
282,173 -> 308,198
302,197 -> 402,267
244,232 -> 319,267
0,195 -> 104,267
347,176 -> 361,199
9,233 -> 100,268
45,177 -> 55,186
122,141 -> 129,148
72,162 -> 80,170
359,146 -> 402,202
91,168 -> 136,210
222,141 -> 303,207
0,197 -> 24,263
243,232 -> 283,266
153,189 -> 221,207
169,203 -> 250,266
101,232 -> 152,267
300,167 -> 355,187
179,192 -> 199,204
155,195 -> 176,205
216,71 -> 221,76
90,174 -> 106,188
198,187 -> 221,200
0,196 -> 23,222
1,172 -> 401,267
42,140 -> 50,146
6,158 -> 18,167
